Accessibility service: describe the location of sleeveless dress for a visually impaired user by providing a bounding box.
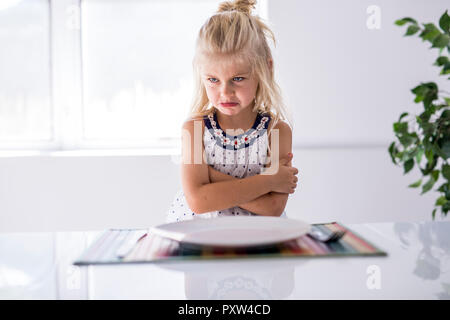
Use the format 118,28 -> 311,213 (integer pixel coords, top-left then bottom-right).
165,109 -> 287,223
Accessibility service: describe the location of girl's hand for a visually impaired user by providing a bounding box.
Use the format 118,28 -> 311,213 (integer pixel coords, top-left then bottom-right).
270,153 -> 299,194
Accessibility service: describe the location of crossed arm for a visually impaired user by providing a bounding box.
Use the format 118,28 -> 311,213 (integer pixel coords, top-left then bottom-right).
207,120 -> 293,217
181,118 -> 295,216
208,165 -> 290,216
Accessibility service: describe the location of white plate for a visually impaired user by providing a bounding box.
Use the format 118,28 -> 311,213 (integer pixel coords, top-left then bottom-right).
149,216 -> 311,247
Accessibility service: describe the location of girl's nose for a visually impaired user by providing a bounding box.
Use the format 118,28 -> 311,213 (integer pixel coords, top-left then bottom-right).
220,82 -> 234,96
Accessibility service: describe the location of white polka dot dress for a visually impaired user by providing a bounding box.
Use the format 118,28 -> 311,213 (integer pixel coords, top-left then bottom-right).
165,109 -> 287,223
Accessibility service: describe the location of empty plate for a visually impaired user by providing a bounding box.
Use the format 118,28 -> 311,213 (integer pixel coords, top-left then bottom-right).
149,216 -> 311,247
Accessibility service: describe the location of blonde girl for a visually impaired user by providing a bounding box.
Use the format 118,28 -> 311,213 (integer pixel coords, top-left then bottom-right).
166,0 -> 298,222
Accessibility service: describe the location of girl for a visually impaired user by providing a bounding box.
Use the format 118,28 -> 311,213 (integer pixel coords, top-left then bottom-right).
166,0 -> 298,223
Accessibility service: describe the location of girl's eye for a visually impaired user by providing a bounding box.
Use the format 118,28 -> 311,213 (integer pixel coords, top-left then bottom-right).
207,77 -> 244,83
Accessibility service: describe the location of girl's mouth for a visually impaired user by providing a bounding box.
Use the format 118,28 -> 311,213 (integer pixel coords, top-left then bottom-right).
220,103 -> 238,107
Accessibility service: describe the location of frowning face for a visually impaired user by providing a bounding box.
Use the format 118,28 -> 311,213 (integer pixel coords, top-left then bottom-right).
200,56 -> 258,117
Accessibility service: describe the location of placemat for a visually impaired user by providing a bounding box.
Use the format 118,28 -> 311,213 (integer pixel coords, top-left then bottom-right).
73,222 -> 387,266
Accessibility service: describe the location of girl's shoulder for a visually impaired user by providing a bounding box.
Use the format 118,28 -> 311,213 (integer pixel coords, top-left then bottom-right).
184,109 -> 213,124
182,111 -> 213,136
271,118 -> 291,131
266,115 -> 292,143
262,109 -> 290,130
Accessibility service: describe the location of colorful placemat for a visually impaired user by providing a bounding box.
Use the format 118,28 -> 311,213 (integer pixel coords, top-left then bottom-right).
73,222 -> 387,266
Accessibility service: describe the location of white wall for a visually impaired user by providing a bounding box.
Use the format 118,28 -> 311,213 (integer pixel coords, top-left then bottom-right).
0,147 -> 441,232
270,0 -> 448,147
0,154 -> 181,232
1,0 -> 449,232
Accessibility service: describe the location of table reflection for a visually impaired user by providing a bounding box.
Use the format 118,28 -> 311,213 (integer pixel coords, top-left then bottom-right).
0,231 -> 95,299
156,258 -> 304,299
1,222 -> 449,299
393,222 -> 450,299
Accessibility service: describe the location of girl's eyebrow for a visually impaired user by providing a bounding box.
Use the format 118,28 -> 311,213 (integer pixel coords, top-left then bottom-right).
205,72 -> 250,77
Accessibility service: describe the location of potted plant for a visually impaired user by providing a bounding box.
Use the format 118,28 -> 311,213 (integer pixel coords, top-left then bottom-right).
389,10 -> 450,219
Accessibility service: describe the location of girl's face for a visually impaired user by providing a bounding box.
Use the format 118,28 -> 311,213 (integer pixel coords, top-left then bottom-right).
200,56 -> 258,117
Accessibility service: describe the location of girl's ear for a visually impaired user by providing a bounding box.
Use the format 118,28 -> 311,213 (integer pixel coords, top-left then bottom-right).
268,59 -> 273,71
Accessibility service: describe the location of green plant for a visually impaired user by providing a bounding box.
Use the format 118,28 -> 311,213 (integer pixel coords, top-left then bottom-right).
389,10 -> 450,219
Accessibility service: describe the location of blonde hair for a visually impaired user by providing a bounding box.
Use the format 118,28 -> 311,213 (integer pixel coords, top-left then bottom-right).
189,0 -> 292,134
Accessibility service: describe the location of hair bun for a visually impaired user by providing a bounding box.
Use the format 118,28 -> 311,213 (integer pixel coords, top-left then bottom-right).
217,0 -> 256,15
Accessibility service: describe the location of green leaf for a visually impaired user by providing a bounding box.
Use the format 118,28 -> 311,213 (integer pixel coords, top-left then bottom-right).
443,201 -> 450,212
405,24 -> 421,36
437,182 -> 448,192
445,189 -> 450,200
388,142 -> 397,164
432,208 -> 437,220
404,158 -> 414,174
442,164 -> 450,180
422,177 -> 436,194
440,109 -> 450,119
415,147 -> 424,164
421,154 -> 438,175
439,10 -> 450,33
393,122 -> 408,134
401,150 -> 414,162
408,179 -> 422,188
414,95 -> 424,103
441,62 -> 450,75
425,148 -> 434,163
398,112 -> 409,121
418,109 -> 432,123
421,170 -> 439,194
399,133 -> 417,148
417,96 -> 427,104
432,34 -> 450,48
432,169 -> 440,181
412,83 -> 429,95
395,17 -> 418,26
436,196 -> 447,206
424,93 -> 439,110
412,83 -> 438,107
435,56 -> 449,66
441,140 -> 450,159
433,141 -> 448,159
420,23 -> 441,43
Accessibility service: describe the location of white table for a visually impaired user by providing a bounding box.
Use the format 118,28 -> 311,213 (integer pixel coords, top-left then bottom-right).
0,221 -> 449,299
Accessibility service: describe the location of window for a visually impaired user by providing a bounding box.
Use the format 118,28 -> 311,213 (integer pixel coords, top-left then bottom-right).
80,0 -> 222,148
0,0 -> 267,151
0,0 -> 52,148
